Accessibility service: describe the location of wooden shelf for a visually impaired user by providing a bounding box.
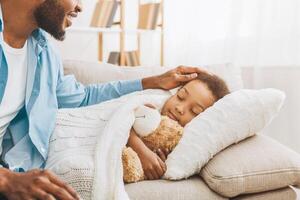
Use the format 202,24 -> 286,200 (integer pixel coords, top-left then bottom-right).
86,0 -> 164,66
66,27 -> 161,34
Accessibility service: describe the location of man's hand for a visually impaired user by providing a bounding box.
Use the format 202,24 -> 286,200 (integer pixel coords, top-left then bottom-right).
142,66 -> 211,90
138,146 -> 166,180
0,168 -> 80,200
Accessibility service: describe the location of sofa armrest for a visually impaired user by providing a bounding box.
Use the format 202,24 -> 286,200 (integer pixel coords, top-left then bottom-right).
63,60 -> 170,85
63,60 -> 243,91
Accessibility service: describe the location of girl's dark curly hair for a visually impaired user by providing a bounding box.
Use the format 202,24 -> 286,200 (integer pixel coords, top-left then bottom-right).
196,72 -> 230,101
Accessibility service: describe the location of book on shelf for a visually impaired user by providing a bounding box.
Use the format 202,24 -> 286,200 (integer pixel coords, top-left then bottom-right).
138,3 -> 161,30
107,51 -> 120,65
125,51 -> 140,66
90,0 -> 118,28
108,51 -> 140,66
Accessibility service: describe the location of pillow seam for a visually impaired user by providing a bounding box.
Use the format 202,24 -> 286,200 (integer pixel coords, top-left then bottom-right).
202,167 -> 300,180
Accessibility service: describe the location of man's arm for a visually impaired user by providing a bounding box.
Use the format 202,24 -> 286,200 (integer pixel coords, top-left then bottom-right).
56,63 -> 207,108
0,168 -> 79,200
56,73 -> 144,108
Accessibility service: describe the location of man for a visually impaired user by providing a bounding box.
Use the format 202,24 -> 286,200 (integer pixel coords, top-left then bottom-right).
0,0 -> 205,199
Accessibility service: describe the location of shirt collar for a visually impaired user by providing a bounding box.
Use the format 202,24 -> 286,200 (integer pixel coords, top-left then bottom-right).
0,4 -> 3,32
0,3 -> 47,49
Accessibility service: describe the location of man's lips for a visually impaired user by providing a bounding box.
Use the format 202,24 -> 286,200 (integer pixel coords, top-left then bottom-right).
68,11 -> 78,18
66,18 -> 72,27
66,12 -> 78,27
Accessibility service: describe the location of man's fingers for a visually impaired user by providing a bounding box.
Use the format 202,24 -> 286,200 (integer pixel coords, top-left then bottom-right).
177,66 -> 210,75
177,66 -> 199,73
44,170 -> 79,199
41,182 -> 75,200
175,73 -> 198,82
34,189 -> 56,200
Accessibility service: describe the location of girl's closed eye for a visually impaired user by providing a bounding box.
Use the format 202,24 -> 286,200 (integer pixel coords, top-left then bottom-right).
177,94 -> 184,100
192,107 -> 202,115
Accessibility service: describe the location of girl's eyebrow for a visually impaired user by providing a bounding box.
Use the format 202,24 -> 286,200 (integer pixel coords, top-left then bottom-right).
183,87 -> 205,110
182,87 -> 189,95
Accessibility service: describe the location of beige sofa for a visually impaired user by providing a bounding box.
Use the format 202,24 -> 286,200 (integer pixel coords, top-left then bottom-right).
63,60 -> 300,200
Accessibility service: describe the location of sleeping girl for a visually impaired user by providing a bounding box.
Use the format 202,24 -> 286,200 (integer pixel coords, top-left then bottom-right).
45,70 -> 230,199
125,72 -> 230,182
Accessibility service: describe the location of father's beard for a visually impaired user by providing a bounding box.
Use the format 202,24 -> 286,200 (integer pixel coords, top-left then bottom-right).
34,0 -> 66,41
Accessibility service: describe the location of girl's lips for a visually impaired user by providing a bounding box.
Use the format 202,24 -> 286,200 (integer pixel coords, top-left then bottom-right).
168,112 -> 177,121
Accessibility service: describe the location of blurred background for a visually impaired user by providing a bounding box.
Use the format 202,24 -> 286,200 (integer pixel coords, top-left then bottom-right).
51,0 -> 300,153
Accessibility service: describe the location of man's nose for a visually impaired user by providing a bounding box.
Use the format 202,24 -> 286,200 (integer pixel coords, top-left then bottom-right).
76,0 -> 83,12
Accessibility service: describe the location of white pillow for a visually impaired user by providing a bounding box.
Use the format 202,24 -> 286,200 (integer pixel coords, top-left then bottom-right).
163,88 -> 285,180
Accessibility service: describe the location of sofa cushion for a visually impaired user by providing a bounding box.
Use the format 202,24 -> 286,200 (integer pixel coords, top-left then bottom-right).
63,60 -> 243,92
200,135 -> 300,198
233,187 -> 296,200
125,176 -> 227,200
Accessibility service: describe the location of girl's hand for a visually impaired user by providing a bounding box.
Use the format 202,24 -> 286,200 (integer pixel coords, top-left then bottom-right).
155,148 -> 171,162
138,147 -> 166,180
142,140 -> 171,162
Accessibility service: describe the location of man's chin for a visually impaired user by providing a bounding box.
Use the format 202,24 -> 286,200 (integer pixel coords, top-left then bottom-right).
50,30 -> 66,41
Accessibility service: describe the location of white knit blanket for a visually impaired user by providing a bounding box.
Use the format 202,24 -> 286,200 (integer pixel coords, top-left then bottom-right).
45,90 -> 171,200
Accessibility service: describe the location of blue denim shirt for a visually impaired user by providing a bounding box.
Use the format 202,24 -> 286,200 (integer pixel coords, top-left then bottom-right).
0,18 -> 143,171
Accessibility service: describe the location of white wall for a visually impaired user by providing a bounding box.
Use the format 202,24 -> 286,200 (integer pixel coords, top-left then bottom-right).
242,66 -> 300,153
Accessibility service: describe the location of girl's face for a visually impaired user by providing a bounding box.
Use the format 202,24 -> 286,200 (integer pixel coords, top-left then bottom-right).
161,80 -> 215,126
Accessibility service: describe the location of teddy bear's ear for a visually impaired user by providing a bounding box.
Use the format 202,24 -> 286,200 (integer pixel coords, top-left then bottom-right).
133,105 -> 161,137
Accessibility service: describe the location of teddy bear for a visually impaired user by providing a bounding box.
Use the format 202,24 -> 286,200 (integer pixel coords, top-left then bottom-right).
122,105 -> 184,183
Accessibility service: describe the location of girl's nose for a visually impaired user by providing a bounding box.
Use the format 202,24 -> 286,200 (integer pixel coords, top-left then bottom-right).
175,105 -> 184,115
